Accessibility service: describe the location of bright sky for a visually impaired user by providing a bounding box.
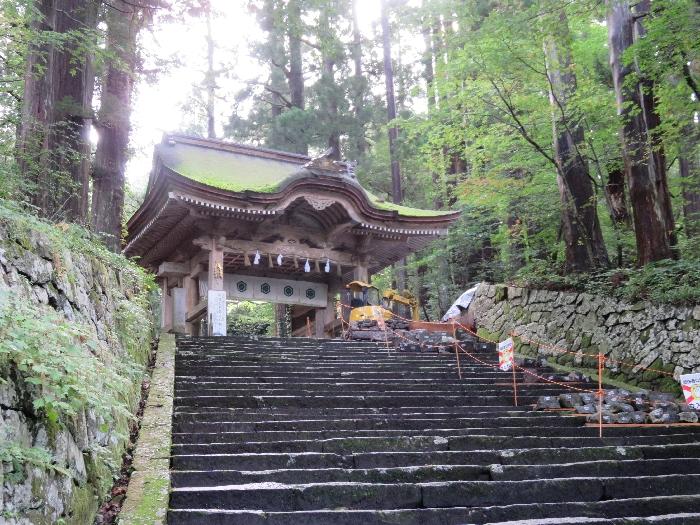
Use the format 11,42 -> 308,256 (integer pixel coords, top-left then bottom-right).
127,0 -> 420,192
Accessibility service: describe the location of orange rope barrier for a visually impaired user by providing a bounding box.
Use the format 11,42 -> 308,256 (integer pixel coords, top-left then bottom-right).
598,353 -> 605,438
512,357 -> 519,407
337,302 -> 680,417
452,323 -> 462,380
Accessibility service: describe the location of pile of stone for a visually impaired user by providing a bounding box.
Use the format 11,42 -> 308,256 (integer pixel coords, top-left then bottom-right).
396,329 -> 456,353
386,318 -> 411,330
536,389 -> 699,424
541,367 -> 591,383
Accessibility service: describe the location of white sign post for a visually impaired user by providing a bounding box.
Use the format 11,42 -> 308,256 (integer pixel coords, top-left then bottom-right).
498,337 -> 515,372
680,373 -> 700,409
208,290 -> 227,337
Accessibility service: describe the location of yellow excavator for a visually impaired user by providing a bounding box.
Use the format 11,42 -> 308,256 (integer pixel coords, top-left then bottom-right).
341,281 -> 418,323
343,281 -> 392,323
382,289 -> 420,321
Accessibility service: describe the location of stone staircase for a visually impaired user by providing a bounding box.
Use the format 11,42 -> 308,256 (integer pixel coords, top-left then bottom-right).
167,335 -> 700,525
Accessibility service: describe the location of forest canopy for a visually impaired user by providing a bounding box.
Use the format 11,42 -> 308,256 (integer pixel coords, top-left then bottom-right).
0,0 -> 698,315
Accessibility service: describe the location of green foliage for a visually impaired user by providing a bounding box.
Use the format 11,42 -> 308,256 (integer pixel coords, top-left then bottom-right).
512,258 -> 700,306
0,442 -> 69,485
0,292 -> 143,429
608,260 -> 700,305
0,198 -> 154,277
0,197 -> 155,522
227,301 -> 274,336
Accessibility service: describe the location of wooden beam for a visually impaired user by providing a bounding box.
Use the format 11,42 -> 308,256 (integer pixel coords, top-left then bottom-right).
194,236 -> 356,266
157,261 -> 189,278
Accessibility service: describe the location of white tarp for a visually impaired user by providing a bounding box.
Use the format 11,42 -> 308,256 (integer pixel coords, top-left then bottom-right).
441,285 -> 479,322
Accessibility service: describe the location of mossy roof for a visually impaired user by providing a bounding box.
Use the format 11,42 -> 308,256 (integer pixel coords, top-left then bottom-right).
157,140 -> 453,218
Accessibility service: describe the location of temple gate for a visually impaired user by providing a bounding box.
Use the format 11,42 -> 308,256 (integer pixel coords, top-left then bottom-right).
125,134 -> 459,336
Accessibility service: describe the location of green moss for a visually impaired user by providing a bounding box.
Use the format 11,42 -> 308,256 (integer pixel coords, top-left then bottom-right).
0,198 -> 156,525
363,193 -> 454,217
494,285 -> 507,302
682,318 -> 699,331
639,327 -> 651,344
65,483 -> 98,525
118,335 -> 174,525
158,142 -> 453,218
544,359 -> 645,393
477,327 -> 501,342
657,377 -> 682,396
118,474 -> 169,525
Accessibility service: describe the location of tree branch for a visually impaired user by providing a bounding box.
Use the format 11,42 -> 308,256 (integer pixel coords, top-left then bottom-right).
263,85 -> 293,108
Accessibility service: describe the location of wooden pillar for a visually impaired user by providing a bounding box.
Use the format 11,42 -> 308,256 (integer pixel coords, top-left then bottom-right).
160,277 -> 173,332
184,274 -> 198,335
353,256 -> 369,283
314,308 -> 325,338
315,285 -> 338,339
275,304 -> 288,337
172,287 -> 186,334
207,236 -> 227,336
208,237 -> 225,291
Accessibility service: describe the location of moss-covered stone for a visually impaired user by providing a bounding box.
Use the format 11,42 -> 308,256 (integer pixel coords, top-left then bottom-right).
117,334 -> 175,525
65,483 -> 99,525
494,285 -> 507,303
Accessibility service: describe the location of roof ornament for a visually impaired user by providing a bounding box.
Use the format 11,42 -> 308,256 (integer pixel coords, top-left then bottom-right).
303,147 -> 348,176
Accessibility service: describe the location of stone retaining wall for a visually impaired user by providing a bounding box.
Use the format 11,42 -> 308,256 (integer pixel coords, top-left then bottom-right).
0,206 -> 154,525
470,283 -> 700,392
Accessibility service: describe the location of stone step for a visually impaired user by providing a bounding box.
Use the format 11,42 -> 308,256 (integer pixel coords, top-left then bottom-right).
172,406 -> 540,419
171,433 -> 700,455
170,442 -> 700,471
173,368 -> 507,379
172,387 -> 576,398
173,394 -> 553,409
170,464 -> 490,487
172,414 -> 582,433
171,457 -> 699,488
168,474 -> 700,512
172,375 -> 576,386
167,498 -> 700,525
172,424 -> 700,444
167,336 -> 700,523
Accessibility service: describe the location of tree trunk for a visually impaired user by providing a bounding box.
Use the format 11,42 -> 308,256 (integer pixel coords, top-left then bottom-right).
18,0 -> 96,223
350,0 -> 367,157
680,143 -> 700,238
17,0 -> 56,215
263,0 -> 286,121
380,0 -> 402,205
381,0 -> 405,290
544,10 -> 609,272
607,0 -> 676,264
91,0 -> 142,251
320,8 -> 340,159
287,0 -> 304,112
605,163 -> 629,226
50,0 -> 96,223
205,6 -> 216,139
421,19 -> 436,111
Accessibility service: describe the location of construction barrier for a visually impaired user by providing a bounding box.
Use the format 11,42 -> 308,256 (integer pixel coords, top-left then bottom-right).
338,301 -> 697,437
